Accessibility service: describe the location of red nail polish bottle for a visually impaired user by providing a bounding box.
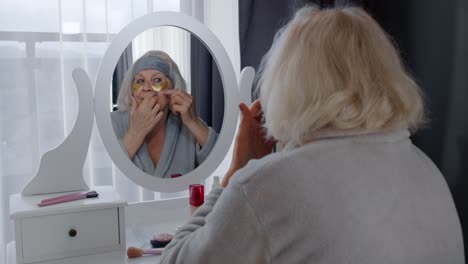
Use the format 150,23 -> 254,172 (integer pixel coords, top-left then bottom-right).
189,184 -> 204,215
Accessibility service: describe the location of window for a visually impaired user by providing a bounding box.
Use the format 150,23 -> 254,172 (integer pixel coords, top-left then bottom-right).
0,0 -> 193,257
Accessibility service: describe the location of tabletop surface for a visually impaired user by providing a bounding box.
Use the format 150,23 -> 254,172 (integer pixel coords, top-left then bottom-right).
7,241 -> 163,264
7,220 -> 187,264
10,186 -> 126,219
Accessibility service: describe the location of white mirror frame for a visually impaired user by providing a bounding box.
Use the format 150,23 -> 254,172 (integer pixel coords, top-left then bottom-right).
95,12 -> 240,192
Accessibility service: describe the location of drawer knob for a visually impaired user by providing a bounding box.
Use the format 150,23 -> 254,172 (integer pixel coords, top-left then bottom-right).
68,229 -> 77,237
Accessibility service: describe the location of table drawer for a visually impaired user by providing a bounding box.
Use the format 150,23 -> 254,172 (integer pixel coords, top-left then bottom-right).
20,207 -> 121,263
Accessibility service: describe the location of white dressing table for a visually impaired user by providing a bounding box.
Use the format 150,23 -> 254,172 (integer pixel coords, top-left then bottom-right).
7,189 -> 191,264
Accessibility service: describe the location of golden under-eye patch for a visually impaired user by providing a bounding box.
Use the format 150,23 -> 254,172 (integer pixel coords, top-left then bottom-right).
132,83 -> 144,93
151,79 -> 168,92
132,79 -> 168,93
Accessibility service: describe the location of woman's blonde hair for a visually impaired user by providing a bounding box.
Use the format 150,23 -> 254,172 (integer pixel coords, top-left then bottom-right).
117,50 -> 187,111
257,5 -> 425,145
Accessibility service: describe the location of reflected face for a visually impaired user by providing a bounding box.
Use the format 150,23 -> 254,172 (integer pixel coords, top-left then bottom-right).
132,69 -> 173,110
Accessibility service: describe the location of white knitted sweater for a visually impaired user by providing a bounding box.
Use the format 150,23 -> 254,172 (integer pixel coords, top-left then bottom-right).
160,129 -> 464,264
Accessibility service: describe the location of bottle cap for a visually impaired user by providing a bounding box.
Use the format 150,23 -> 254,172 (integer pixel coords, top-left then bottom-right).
189,184 -> 204,206
212,176 -> 221,189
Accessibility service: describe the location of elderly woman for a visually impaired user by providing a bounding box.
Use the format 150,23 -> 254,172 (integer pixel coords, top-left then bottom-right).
111,50 -> 218,178
159,6 -> 464,264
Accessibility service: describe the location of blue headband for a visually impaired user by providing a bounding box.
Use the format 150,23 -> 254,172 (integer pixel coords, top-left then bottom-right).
132,56 -> 173,84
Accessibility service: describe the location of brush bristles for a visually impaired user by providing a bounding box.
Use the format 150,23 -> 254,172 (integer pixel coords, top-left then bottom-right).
127,246 -> 144,258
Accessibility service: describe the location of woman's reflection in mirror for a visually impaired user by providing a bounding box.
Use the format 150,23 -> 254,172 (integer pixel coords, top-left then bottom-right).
111,50 -> 218,178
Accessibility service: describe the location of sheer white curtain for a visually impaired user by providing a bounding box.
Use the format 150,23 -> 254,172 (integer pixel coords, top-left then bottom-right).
0,0 -> 191,260
133,27 -> 191,93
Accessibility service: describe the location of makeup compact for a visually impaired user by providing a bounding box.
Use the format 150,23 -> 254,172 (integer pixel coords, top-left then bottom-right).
150,233 -> 173,248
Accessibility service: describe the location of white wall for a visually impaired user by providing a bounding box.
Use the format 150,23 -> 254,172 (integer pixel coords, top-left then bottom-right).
204,0 -> 240,78
203,0 -> 241,186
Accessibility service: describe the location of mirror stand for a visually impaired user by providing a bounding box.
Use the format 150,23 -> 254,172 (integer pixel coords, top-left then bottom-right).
21,68 -> 93,196
10,68 -> 127,264
239,67 -> 255,105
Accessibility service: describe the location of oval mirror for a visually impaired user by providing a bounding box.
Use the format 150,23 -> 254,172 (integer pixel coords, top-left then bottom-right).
95,12 -> 239,192
110,26 -> 224,179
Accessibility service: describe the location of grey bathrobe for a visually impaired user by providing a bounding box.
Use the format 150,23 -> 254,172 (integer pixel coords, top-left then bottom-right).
111,110 -> 218,178
159,129 -> 464,264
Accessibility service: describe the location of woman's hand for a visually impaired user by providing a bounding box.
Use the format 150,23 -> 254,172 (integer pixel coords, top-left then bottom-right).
221,100 -> 276,187
164,89 -> 198,126
164,89 -> 209,146
123,93 -> 164,158
129,93 -> 164,137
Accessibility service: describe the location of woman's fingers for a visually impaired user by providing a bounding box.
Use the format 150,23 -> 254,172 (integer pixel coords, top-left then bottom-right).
131,96 -> 137,110
170,88 -> 191,97
151,103 -> 161,116
242,101 -> 273,155
240,102 -> 261,133
139,95 -> 158,113
238,103 -> 255,139
164,88 -> 190,97
250,100 -> 262,117
240,100 -> 263,124
223,103 -> 255,187
171,95 -> 191,107
166,89 -> 193,105
165,89 -> 199,126
170,95 -> 193,117
171,104 -> 190,116
247,100 -> 267,132
171,93 -> 193,108
150,110 -> 164,127
239,102 -> 251,118
250,100 -> 265,126
128,92 -> 162,137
